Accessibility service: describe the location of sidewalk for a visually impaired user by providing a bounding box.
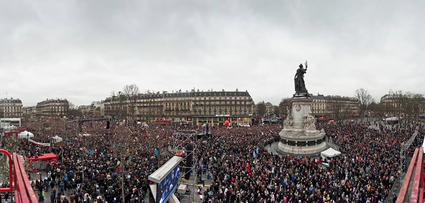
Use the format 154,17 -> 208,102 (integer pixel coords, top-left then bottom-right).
29,171 -> 51,203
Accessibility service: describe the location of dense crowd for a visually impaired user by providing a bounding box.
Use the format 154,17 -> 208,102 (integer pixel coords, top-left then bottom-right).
2,118 -> 423,203
202,120 -> 424,203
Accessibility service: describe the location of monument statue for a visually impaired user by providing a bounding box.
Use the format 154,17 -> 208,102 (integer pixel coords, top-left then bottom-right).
278,60 -> 327,155
294,61 -> 309,95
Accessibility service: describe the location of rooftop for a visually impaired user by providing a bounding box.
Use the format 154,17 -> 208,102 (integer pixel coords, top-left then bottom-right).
37,99 -> 69,105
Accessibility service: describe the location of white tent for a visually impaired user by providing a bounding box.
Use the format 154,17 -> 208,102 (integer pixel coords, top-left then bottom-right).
18,130 -> 34,139
2,125 -> 17,131
321,148 -> 341,159
52,135 -> 63,143
384,117 -> 399,121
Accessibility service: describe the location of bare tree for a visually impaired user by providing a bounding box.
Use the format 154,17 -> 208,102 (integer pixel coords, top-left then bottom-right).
389,90 -> 406,118
354,88 -> 374,115
273,106 -> 280,117
368,101 -> 384,117
0,135 -> 21,182
329,97 -> 343,120
123,84 -> 140,123
256,102 -> 266,118
110,90 -> 127,121
403,92 -> 424,120
279,98 -> 292,118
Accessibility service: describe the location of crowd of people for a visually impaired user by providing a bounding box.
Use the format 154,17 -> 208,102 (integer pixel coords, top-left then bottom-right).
202,120 -> 424,203
1,118 -> 423,203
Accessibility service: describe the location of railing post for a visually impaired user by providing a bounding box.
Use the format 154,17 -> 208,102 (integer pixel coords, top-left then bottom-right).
0,149 -> 13,193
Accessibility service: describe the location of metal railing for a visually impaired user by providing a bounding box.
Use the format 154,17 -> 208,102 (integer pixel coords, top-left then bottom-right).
386,127 -> 419,202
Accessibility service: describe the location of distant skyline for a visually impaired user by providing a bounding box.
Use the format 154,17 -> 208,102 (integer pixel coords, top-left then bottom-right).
1,0 -> 424,106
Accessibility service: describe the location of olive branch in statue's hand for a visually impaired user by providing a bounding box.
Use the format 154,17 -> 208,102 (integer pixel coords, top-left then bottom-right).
305,60 -> 308,69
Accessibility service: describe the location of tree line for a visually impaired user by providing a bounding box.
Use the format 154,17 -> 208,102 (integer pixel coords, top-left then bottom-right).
255,88 -> 425,120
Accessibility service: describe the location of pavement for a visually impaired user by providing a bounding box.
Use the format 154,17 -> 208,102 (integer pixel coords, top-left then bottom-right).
29,171 -> 51,203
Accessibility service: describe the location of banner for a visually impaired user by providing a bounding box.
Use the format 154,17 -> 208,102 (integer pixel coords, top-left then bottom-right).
29,139 -> 50,147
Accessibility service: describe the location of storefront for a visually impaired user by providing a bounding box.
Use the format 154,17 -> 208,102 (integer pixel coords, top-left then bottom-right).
194,115 -> 251,127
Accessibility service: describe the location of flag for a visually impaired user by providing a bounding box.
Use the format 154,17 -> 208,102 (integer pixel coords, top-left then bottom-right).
321,163 -> 329,168
304,156 -> 308,162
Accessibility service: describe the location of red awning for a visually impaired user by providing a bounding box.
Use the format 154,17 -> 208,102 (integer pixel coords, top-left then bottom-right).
317,116 -> 327,121
28,153 -> 57,161
152,120 -> 172,125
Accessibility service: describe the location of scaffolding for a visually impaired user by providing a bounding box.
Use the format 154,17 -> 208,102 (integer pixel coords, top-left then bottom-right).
386,127 -> 419,201
170,130 -> 199,203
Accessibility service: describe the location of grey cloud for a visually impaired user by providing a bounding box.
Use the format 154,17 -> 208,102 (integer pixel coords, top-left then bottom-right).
0,0 -> 423,106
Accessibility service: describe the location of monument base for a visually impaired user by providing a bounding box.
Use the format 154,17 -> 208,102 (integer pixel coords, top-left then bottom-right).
278,96 -> 327,155
277,134 -> 327,155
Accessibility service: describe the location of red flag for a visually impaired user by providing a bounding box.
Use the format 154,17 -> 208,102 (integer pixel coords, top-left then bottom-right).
393,139 -> 397,144
304,156 -> 308,162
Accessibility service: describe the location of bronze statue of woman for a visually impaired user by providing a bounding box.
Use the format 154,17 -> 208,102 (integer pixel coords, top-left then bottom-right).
294,61 -> 308,95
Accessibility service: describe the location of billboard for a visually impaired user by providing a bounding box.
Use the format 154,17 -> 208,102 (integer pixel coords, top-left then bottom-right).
157,164 -> 180,203
148,156 -> 182,203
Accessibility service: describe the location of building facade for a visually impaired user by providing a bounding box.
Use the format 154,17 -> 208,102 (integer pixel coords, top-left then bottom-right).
79,101 -> 103,117
0,98 -> 23,118
103,89 -> 255,126
281,94 -> 360,120
265,102 -> 275,117
23,106 -> 37,119
311,94 -> 360,119
36,99 -> 69,117
380,93 -> 425,118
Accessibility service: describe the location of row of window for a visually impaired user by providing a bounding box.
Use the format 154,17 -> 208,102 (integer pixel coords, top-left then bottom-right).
108,96 -> 251,103
1,107 -> 22,111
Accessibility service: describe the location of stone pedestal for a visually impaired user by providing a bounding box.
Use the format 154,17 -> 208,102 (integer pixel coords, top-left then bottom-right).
278,96 -> 327,155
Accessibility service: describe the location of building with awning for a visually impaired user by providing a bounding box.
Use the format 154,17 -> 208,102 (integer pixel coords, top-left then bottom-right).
103,89 -> 255,126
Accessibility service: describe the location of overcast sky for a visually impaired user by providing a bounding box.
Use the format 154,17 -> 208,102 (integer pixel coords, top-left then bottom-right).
1,0 -> 424,106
